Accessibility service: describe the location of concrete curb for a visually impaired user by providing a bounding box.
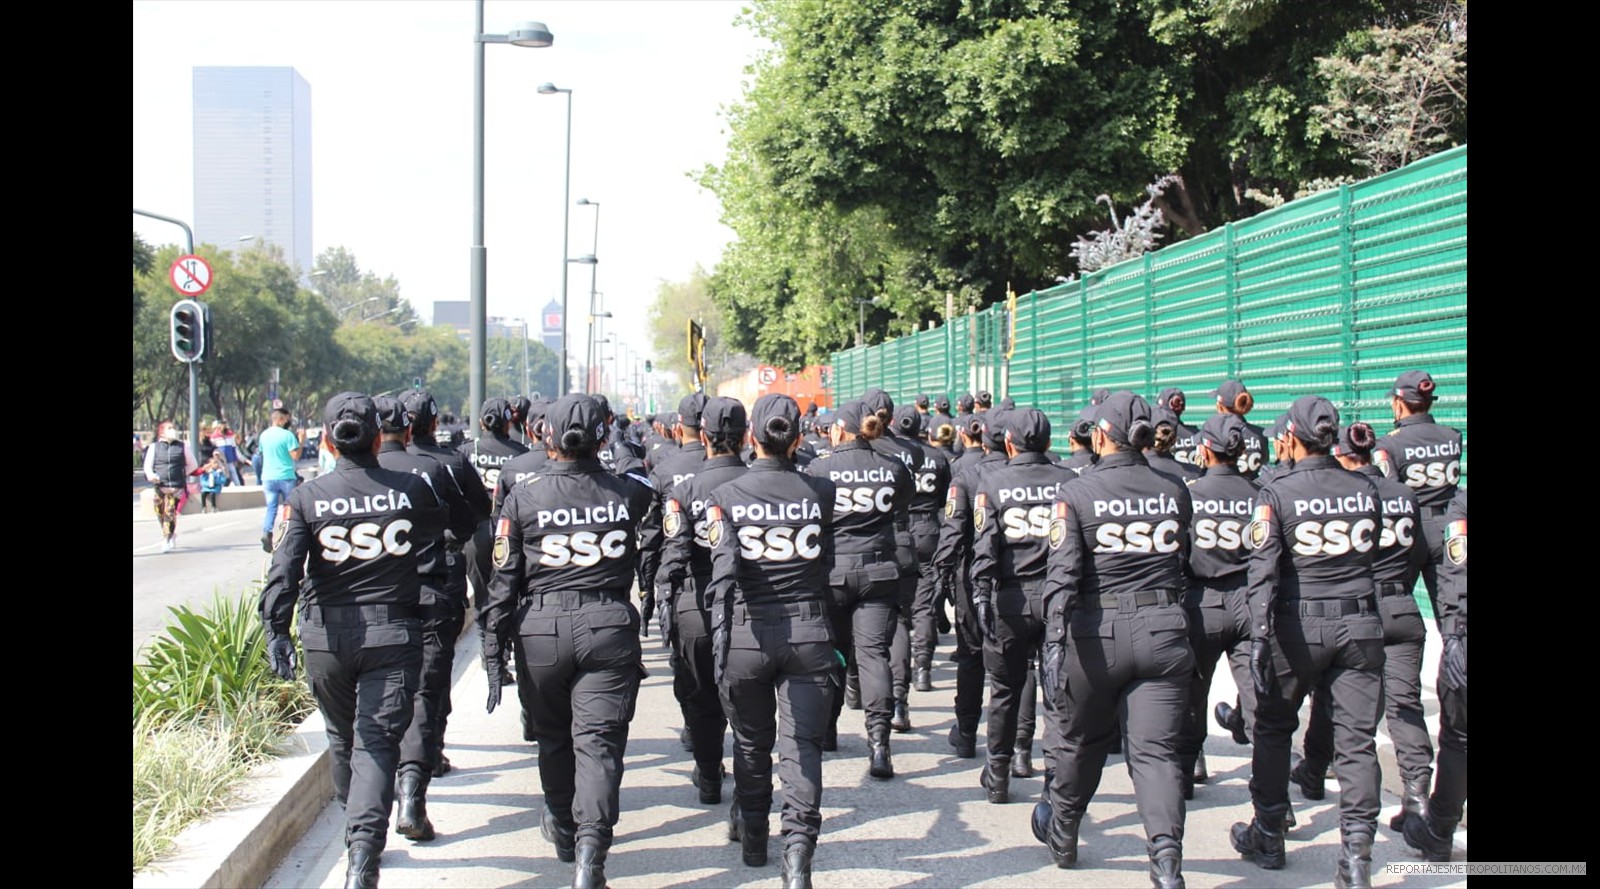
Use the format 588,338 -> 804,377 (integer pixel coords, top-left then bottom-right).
134,711 -> 331,889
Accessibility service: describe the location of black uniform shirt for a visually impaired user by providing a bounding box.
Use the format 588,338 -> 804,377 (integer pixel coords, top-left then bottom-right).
1436,489 -> 1467,636
1062,448 -> 1095,477
970,452 -> 1078,588
638,441 -> 707,591
705,458 -> 836,608
483,458 -> 652,636
492,447 -> 551,519
1373,414 -> 1463,510
1170,420 -> 1200,468
909,441 -> 954,517
376,441 -> 474,596
1185,463 -> 1260,583
412,433 -> 492,524
1245,454 -> 1382,636
261,452 -> 445,636
1042,450 -> 1193,641
1237,420 -> 1269,480
458,433 -> 528,498
933,449 -> 1006,573
1355,464 -> 1426,587
658,455 -> 750,590
804,439 -> 913,558
643,433 -> 676,473
1147,450 -> 1200,484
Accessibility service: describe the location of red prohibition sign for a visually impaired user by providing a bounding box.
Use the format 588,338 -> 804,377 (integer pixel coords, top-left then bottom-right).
169,254 -> 214,296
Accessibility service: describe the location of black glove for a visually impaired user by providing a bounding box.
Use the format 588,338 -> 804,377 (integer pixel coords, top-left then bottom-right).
935,571 -> 954,634
484,651 -> 503,714
1249,638 -> 1275,699
657,587 -> 675,646
267,633 -> 297,681
712,618 -> 730,686
1042,640 -> 1065,698
1441,633 -> 1467,692
973,585 -> 997,643
639,590 -> 656,638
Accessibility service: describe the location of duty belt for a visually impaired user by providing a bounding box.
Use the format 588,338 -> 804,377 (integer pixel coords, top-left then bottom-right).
834,551 -> 893,567
1423,504 -> 1450,516
1279,597 -> 1377,617
1086,589 -> 1182,611
1377,581 -> 1412,597
733,600 -> 827,623
530,589 -> 629,609
302,603 -> 417,624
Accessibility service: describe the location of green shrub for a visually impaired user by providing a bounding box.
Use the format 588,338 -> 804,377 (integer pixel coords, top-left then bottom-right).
133,591 -> 306,724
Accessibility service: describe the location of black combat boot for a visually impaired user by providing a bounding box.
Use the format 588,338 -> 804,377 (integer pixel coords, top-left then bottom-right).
822,722 -> 838,752
781,839 -> 815,889
693,763 -> 722,805
844,674 -> 862,709
1192,750 -> 1209,784
868,729 -> 895,779
1290,753 -> 1326,801
1149,836 -> 1184,889
1214,700 -> 1250,745
1047,816 -> 1080,868
344,841 -> 380,889
1011,748 -> 1034,778
541,806 -> 577,863
914,659 -> 933,692
1402,811 -> 1456,862
891,698 -> 912,733
1230,805 -> 1287,869
732,806 -> 769,867
572,836 -> 608,889
981,756 -> 1011,803
1389,773 -> 1431,831
394,769 -> 435,841
947,724 -> 976,759
1334,832 -> 1373,888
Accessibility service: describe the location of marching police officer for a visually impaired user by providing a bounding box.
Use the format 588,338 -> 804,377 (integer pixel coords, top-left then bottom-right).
482,394 -> 652,889
1061,407 -> 1097,476
1403,488 -> 1466,862
931,413 -> 999,758
491,398 -> 553,519
372,396 -> 478,842
1372,370 -> 1462,609
1034,391 -> 1194,888
805,399 -> 912,777
861,390 -> 923,731
260,392 -> 445,889
1156,388 -> 1199,467
644,411 -> 677,473
1230,395 -> 1385,889
1175,413 -> 1260,800
705,393 -> 837,889
1293,421 -> 1431,831
459,397 -> 528,687
639,393 -> 709,641
1147,413 -> 1200,483
1210,380 -> 1268,480
657,398 -> 751,804
968,408 -> 1076,803
895,406 -> 952,704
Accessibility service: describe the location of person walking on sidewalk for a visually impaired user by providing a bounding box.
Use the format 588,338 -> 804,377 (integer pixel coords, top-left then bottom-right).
259,392 -> 445,889
144,421 -> 198,552
482,394 -> 652,889
258,406 -> 303,552
199,453 -> 230,513
706,393 -> 838,889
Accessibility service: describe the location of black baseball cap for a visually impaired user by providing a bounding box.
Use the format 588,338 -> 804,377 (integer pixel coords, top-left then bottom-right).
509,395 -> 532,422
1285,395 -> 1339,444
658,411 -> 678,429
835,400 -> 868,435
702,396 -> 748,434
752,393 -> 801,437
1094,391 -> 1151,445
480,396 -> 514,429
1212,380 -> 1248,406
1267,412 -> 1291,441
678,392 -> 708,428
1007,408 -> 1051,452
1070,405 -> 1096,444
526,398 -> 551,434
1393,370 -> 1436,400
547,394 -> 606,448
861,388 -> 895,417
1197,413 -> 1246,458
934,394 -> 951,412
958,393 -> 975,413
401,389 -> 438,424
1158,387 -> 1187,415
1152,405 -> 1181,429
915,394 -> 930,409
1090,388 -> 1111,406
894,405 -> 922,437
323,391 -> 379,437
999,396 -> 1016,410
373,395 -> 411,434
981,408 -> 1010,449
593,394 -> 613,421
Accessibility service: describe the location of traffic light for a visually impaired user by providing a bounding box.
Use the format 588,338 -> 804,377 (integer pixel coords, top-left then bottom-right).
170,299 -> 208,363
644,360 -> 652,373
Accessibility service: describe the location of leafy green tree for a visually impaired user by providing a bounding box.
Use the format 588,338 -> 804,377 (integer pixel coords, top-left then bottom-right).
646,265 -> 759,391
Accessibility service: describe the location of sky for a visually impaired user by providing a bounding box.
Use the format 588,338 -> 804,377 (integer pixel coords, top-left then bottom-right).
133,0 -> 769,376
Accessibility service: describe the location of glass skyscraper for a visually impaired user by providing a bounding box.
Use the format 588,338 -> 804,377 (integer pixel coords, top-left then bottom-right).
192,67 -> 312,277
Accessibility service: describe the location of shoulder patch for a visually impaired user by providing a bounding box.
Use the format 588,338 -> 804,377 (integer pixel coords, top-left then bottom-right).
1372,449 -> 1392,477
972,492 -> 988,532
1445,519 -> 1466,565
944,485 -> 960,519
1247,503 -> 1272,549
663,498 -> 683,538
706,504 -> 725,548
491,534 -> 511,568
270,511 -> 289,551
1048,501 -> 1067,550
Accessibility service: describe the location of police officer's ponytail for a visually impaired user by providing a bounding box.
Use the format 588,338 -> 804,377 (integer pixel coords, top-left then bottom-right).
331,417 -> 375,454
1334,421 -> 1377,464
1126,418 -> 1156,451
482,406 -> 507,434
757,415 -> 798,453
1231,391 -> 1254,415
1401,378 -> 1436,413
1152,421 -> 1177,455
1302,419 -> 1338,454
858,414 -> 885,440
557,426 -> 598,458
933,423 -> 956,447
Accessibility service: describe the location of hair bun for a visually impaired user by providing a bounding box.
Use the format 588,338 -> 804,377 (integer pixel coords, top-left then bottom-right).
1348,422 -> 1376,451
1418,379 -> 1435,394
1234,392 -> 1254,414
1128,419 -> 1155,450
561,429 -> 588,450
766,417 -> 792,438
1225,428 -> 1244,454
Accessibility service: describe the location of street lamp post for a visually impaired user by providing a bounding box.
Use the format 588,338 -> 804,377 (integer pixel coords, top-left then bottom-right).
856,297 -> 882,347
567,254 -> 598,391
578,199 -> 601,392
539,83 -> 574,394
472,1 -> 552,422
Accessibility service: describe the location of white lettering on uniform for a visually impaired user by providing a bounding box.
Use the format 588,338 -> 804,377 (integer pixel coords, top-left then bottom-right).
1092,493 -> 1179,518
1291,493 -> 1377,517
1002,505 -> 1053,540
535,502 -> 632,527
1291,519 -> 1376,555
1093,520 -> 1182,553
313,490 -> 414,518
731,500 -> 822,522
538,529 -> 629,567
1380,516 -> 1415,549
1402,462 -> 1460,489
833,487 -> 894,515
737,524 -> 824,561
1194,517 -> 1246,550
318,519 -> 414,562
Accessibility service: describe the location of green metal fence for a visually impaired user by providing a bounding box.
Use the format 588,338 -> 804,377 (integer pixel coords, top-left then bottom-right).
831,145 -> 1467,476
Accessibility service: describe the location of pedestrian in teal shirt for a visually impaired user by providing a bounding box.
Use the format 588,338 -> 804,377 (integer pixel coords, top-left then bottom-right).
258,406 -> 304,550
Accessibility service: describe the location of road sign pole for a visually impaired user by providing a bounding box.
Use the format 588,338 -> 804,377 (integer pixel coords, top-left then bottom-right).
189,363 -> 200,459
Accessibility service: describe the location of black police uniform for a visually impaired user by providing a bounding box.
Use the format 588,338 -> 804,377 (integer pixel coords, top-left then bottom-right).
639,396 -> 709,634
458,402 -> 529,675
1297,455 -> 1430,825
1235,419 -> 1269,480
375,426 -> 476,839
931,426 -> 1009,756
482,405 -> 652,882
1175,457 -> 1260,793
803,417 -> 912,772
968,419 -> 1077,802
1405,489 -> 1466,861
1233,405 -> 1385,885
259,398 -> 444,880
706,443 -> 838,876
901,411 -> 953,700
1038,408 -> 1194,883
1147,447 -> 1200,484
1373,413 -> 1462,606
863,395 -> 924,722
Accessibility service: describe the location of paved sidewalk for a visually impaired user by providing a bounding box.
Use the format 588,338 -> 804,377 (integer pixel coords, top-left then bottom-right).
265,621 -> 1465,889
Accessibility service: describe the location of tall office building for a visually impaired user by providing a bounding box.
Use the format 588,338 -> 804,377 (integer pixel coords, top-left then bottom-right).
192,67 -> 312,277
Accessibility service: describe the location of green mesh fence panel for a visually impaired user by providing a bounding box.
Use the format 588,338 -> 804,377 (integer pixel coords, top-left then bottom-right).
830,146 -> 1466,480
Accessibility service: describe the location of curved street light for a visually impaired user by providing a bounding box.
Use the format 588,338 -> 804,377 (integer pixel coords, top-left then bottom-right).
539,83 -> 574,393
